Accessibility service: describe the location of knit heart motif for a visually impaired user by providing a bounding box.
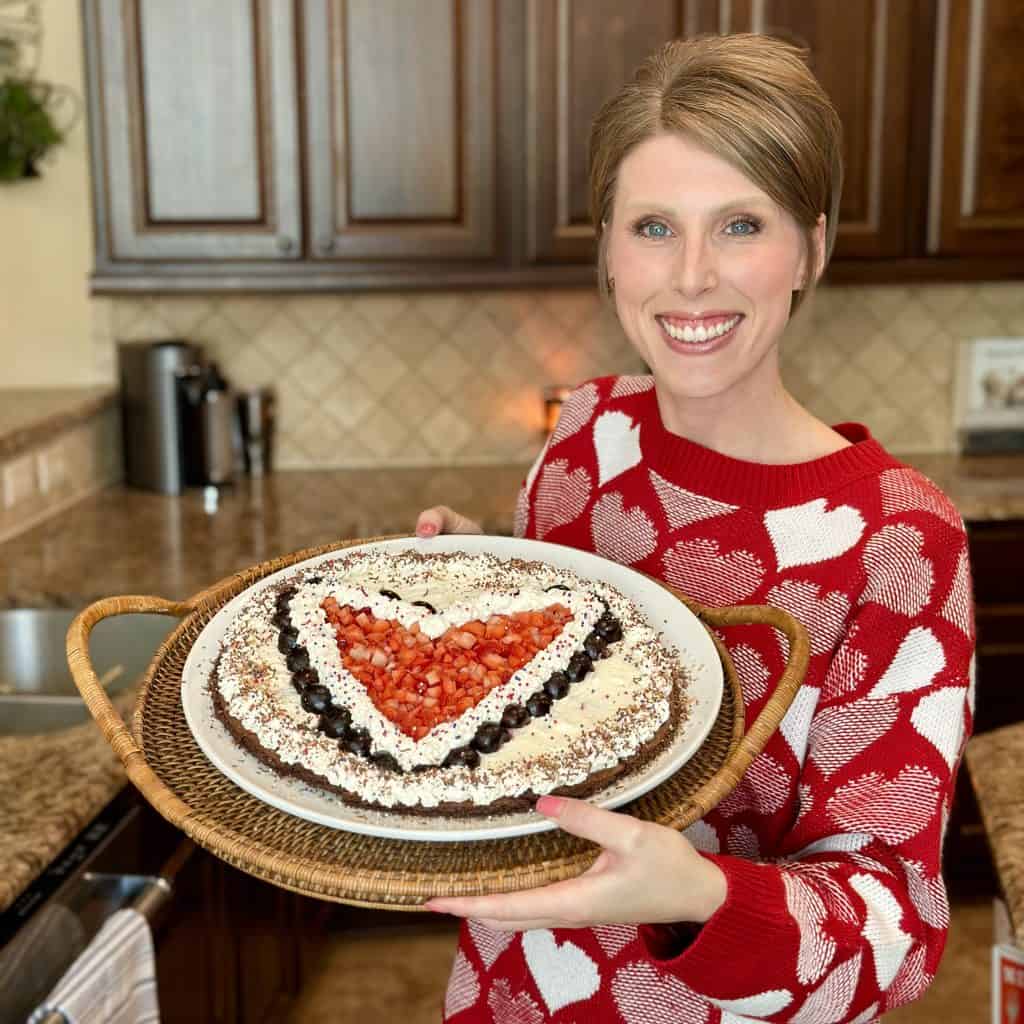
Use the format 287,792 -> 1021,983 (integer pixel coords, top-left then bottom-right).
467,920 -> 514,969
550,382 -> 599,447
444,951 -> 480,1018
826,766 -> 941,845
593,410 -> 643,486
612,961 -> 709,1023
861,524 -> 934,616
730,643 -> 772,702
767,579 -> 851,657
782,873 -> 837,985
649,469 -> 738,530
610,375 -> 655,398
789,952 -> 862,1024
590,491 -> 658,564
940,546 -> 973,637
661,538 -> 765,605
849,874 -> 913,990
717,751 -> 791,818
808,697 -> 899,778
868,626 -> 945,698
486,979 -> 545,1024
534,459 -> 592,539
764,498 -> 866,570
911,687 -> 967,769
594,925 -> 638,960
522,930 -> 601,1014
879,467 -> 962,531
322,599 -> 570,740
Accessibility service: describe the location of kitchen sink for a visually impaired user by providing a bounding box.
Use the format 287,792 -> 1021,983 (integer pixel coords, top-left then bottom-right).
0,609 -> 174,735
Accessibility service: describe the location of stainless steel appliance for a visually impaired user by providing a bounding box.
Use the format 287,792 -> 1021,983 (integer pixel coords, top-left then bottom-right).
118,340 -> 200,494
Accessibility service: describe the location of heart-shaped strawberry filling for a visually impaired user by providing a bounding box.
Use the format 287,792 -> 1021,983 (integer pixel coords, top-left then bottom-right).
321,597 -> 573,739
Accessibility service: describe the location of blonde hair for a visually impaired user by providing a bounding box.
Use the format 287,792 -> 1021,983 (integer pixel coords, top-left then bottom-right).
589,34 -> 843,315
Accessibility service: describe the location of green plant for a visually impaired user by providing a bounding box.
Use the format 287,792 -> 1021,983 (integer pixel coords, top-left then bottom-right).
0,75 -> 62,179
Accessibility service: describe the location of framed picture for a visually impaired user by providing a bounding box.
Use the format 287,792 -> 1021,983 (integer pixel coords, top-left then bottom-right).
955,337 -> 1024,453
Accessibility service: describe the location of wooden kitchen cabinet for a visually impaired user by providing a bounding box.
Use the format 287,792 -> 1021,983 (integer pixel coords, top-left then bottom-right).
84,0 -> 303,263
83,0 -> 1024,290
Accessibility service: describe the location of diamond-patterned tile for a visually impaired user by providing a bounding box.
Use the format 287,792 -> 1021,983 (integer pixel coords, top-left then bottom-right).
225,343 -> 279,390
153,297 -> 216,335
111,298 -> 157,334
385,315 -> 443,368
320,380 -> 377,431
407,292 -> 476,333
320,310 -> 381,365
348,294 -> 411,333
252,311 -> 316,369
354,405 -> 414,459
541,289 -> 601,332
417,343 -> 474,398
112,311 -> 178,343
281,346 -> 346,401
348,345 -> 410,400
479,290 -> 542,334
421,406 -> 475,458
974,283 -> 1024,319
193,310 -> 249,361
448,307 -> 509,366
287,296 -> 348,336
827,363 -> 877,416
853,331 -> 909,385
219,296 -> 280,335
916,284 -> 973,321
385,373 -> 445,430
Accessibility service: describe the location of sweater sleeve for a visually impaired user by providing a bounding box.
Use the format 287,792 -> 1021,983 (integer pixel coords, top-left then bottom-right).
638,527 -> 975,1023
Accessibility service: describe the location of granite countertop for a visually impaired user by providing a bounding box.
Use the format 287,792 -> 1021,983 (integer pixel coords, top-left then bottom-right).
2,449 -> 1024,915
966,723 -> 1024,945
0,388 -> 116,459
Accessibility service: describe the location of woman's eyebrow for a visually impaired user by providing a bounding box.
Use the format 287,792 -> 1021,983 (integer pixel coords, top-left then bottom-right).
621,196 -> 772,216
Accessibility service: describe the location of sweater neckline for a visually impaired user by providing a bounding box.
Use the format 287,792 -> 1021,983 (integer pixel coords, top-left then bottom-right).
635,386 -> 899,508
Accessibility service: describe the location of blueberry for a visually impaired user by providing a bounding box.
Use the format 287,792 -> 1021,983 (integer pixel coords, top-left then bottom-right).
544,583 -> 571,593
275,587 -> 296,609
301,685 -> 332,715
411,600 -> 437,614
443,745 -> 481,769
319,707 -> 351,738
470,723 -> 505,754
526,691 -> 552,718
594,612 -> 622,643
379,588 -> 402,601
305,575 -> 323,584
292,667 -> 320,690
370,751 -> 402,772
543,671 -> 571,700
286,646 -> 310,672
583,632 -> 608,660
272,609 -> 292,629
342,728 -> 372,757
500,703 -> 531,729
277,626 -> 300,654
566,651 -> 593,682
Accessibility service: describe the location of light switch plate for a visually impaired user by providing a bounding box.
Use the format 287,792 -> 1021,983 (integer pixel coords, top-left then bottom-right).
1,454 -> 36,508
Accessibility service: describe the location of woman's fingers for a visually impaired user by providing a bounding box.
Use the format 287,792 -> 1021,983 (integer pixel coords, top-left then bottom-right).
415,505 -> 484,537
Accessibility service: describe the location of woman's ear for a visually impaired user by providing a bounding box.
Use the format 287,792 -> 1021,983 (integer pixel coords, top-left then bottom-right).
798,214 -> 827,289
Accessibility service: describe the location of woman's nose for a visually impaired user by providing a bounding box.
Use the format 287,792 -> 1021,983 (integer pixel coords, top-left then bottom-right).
671,236 -> 718,297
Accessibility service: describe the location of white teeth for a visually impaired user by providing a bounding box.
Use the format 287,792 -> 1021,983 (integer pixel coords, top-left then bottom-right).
659,315 -> 740,343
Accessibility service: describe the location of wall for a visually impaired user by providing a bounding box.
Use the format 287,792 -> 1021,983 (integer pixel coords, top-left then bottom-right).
103,283 -> 1024,467
0,2 -> 102,388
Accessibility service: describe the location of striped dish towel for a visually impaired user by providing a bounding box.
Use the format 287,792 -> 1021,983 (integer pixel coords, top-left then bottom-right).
28,908 -> 159,1024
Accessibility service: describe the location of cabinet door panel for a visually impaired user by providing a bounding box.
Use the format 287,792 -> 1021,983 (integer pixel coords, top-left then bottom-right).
88,0 -> 302,260
305,0 -> 497,261
930,0 -> 1024,256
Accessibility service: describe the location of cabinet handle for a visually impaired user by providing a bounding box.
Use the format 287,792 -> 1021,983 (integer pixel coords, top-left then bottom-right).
319,237 -> 335,254
277,235 -> 295,254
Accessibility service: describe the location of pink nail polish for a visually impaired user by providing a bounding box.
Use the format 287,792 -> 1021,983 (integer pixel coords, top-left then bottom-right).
536,795 -> 565,816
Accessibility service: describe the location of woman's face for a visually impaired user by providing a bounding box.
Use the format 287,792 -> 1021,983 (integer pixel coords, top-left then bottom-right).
605,133 -> 824,408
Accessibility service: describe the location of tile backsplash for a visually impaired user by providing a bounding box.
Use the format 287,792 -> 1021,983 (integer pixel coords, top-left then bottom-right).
94,282 -> 1024,468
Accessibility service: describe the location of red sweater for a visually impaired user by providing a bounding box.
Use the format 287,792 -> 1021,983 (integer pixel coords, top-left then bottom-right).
443,375 -> 975,1024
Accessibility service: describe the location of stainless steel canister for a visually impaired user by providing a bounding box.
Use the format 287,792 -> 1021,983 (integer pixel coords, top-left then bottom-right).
237,388 -> 275,476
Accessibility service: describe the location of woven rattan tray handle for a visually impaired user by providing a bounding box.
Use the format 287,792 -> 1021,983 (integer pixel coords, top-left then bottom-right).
67,595 -> 195,822
670,597 -> 810,826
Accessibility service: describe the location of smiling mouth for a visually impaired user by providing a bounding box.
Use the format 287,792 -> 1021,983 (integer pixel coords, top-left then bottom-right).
655,314 -> 743,344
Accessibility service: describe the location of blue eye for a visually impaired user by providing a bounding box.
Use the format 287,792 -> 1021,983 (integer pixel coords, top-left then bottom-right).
725,217 -> 762,237
633,220 -> 671,240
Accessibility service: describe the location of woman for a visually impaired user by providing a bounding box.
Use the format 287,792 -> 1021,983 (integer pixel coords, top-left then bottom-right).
417,34 -> 975,1023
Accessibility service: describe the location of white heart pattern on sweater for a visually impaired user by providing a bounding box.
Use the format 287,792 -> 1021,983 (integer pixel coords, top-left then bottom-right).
861,524 -> 934,616
910,686 -> 967,768
789,952 -> 862,1024
444,951 -> 480,1018
726,824 -> 761,859
821,630 -> 870,701
594,925 -> 638,959
522,930 -> 601,1014
590,491 -> 658,564
662,538 -> 766,605
649,469 -> 738,530
849,873 -> 913,991
899,857 -> 949,929
808,697 -> 899,778
868,626 -> 945,698
533,459 -> 591,539
764,499 -> 866,570
767,579 -> 851,656
550,382 -> 599,447
779,685 -> 821,765
879,467 -> 962,530
610,375 -> 655,398
827,766 -> 941,844
612,961 -> 709,1023
486,979 -> 545,1024
710,988 -> 793,1017
717,752 -> 791,818
783,872 -> 837,984
730,643 -> 772,702
593,410 -> 643,486
940,546 -> 973,637
467,920 -> 514,969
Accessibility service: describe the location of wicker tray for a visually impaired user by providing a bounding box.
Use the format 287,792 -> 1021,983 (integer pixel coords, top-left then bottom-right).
67,537 -> 809,910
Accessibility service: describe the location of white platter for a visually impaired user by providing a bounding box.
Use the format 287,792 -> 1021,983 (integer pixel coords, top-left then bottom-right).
181,535 -> 723,842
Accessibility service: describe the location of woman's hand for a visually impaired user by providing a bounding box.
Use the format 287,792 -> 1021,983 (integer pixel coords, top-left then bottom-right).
424,796 -> 727,932
415,505 -> 484,537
